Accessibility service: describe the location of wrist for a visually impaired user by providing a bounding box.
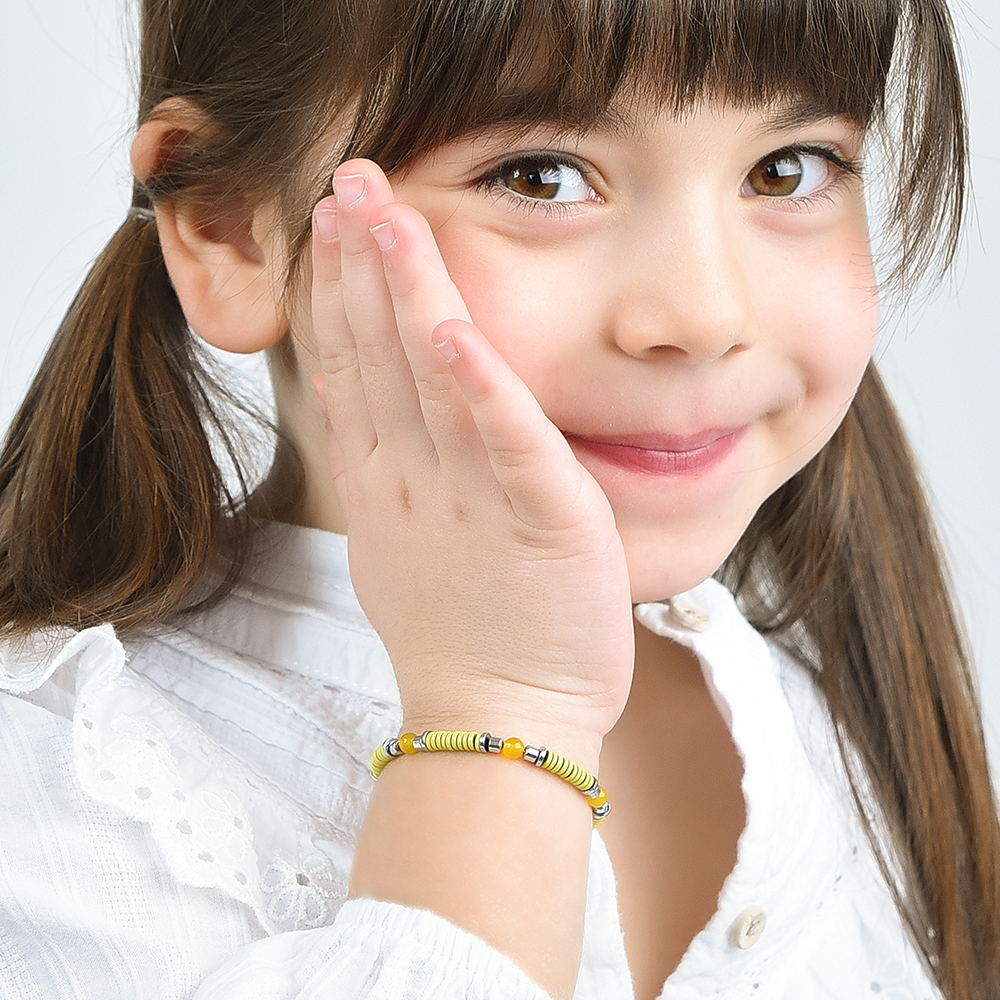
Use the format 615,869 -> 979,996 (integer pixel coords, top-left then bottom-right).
396,671 -> 618,770
373,727 -> 611,827
397,711 -> 604,776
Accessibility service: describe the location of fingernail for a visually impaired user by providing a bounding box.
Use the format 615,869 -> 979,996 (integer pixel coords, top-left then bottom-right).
314,207 -> 339,241
334,172 -> 366,207
432,334 -> 460,362
370,219 -> 397,250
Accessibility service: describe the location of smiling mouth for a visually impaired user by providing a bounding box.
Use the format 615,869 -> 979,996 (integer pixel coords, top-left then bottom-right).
565,429 -> 745,476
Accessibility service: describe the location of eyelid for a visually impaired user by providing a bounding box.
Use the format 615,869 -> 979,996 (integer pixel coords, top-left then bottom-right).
474,149 -> 594,181
757,142 -> 862,182
473,150 -> 601,204
780,142 -> 861,175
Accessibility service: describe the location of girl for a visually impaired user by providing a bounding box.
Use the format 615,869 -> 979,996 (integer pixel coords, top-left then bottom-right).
0,0 -> 997,998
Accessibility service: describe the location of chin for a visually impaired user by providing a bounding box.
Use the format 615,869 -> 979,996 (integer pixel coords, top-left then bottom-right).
624,548 -> 729,606
620,518 -> 751,606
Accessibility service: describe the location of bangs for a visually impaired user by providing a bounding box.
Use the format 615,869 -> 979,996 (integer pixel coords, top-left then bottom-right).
330,0 -> 964,290
343,0 -> 898,169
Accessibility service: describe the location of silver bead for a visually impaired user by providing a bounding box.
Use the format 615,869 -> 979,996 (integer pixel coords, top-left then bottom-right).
483,734 -> 503,753
523,744 -> 549,767
592,801 -> 612,821
385,738 -> 403,758
583,778 -> 602,798
414,731 -> 429,751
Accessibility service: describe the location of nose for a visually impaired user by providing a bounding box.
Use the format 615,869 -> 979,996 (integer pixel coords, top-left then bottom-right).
609,204 -> 752,363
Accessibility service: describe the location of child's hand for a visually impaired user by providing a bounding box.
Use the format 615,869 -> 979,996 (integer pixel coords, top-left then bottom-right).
311,160 -> 634,759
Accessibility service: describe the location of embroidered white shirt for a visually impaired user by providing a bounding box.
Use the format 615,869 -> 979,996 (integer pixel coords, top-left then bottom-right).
0,523 -> 939,999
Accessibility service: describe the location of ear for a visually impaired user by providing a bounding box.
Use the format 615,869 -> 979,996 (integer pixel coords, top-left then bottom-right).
131,102 -> 287,354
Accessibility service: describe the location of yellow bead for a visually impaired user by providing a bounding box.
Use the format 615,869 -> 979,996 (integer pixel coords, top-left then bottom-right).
590,788 -> 609,810
398,732 -> 419,755
501,737 -> 525,760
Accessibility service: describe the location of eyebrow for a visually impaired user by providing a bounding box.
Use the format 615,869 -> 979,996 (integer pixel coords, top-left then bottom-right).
570,95 -> 853,143
463,95 -> 853,154
751,97 -> 853,134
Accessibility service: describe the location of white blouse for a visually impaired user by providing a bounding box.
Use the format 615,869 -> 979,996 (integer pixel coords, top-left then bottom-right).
0,522 -> 939,999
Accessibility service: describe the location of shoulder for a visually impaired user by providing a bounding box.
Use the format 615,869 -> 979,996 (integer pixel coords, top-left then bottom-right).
0,622 -> 255,997
0,623 -> 124,702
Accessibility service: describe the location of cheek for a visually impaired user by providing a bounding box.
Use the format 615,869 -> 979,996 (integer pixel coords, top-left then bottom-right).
750,240 -> 877,481
436,233 -> 587,379
775,246 -> 879,397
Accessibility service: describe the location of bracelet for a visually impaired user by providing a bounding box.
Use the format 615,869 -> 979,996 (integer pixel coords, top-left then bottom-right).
370,730 -> 611,827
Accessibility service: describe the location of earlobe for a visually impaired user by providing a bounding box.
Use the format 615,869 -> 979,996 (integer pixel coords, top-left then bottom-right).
130,107 -> 288,354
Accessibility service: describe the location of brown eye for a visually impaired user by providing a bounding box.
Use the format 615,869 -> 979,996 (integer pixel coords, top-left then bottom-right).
742,150 -> 833,199
746,153 -> 804,196
499,159 -> 592,202
506,164 -> 559,199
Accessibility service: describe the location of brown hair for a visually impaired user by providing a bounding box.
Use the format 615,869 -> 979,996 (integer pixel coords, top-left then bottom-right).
1,0 -> 996,995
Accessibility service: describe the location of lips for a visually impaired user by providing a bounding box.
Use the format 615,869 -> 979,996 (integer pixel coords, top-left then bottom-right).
565,428 -> 745,476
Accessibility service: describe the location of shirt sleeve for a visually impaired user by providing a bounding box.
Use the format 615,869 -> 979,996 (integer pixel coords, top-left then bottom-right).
0,627 -> 557,1000
0,681 -> 266,999
194,899 -> 555,1000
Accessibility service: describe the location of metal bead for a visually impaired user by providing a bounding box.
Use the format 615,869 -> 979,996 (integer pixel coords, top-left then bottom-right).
414,731 -> 429,751
386,738 -> 404,758
523,744 -> 549,767
583,778 -> 602,798
484,734 -> 503,754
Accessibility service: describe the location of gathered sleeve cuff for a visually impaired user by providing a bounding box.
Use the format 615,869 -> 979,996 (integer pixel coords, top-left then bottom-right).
195,897 -> 556,1000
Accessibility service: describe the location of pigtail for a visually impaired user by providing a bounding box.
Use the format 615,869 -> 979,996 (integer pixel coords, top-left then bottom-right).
0,0 -> 345,637
0,206 -> 252,635
722,365 -> 1000,999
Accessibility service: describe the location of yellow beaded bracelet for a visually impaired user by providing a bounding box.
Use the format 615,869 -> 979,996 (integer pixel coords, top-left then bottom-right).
370,729 -> 611,827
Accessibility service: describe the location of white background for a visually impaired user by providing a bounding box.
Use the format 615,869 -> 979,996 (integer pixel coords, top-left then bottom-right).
2,0 -> 999,769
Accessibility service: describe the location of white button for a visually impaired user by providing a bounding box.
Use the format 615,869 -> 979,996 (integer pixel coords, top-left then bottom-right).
668,598 -> 711,632
730,906 -> 767,949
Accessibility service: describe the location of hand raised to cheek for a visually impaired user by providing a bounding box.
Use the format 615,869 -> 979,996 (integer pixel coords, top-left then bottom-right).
310,159 -> 634,757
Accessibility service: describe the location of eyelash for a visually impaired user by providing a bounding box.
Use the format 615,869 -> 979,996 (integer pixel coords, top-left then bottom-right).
472,144 -> 861,217
748,144 -> 862,210
473,152 -> 597,218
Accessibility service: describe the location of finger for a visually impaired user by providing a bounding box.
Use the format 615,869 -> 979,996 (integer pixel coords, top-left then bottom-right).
368,202 -> 476,453
333,160 -> 430,453
430,318 -> 602,533
311,195 -> 377,462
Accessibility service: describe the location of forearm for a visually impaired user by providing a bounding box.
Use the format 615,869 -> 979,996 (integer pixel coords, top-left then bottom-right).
349,729 -> 600,999
317,159 -> 632,998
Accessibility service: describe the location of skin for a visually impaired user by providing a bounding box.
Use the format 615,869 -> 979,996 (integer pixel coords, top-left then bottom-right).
286,102 -> 877,600
134,97 -> 878,998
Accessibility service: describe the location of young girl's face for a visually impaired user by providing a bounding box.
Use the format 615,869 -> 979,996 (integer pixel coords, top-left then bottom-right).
290,98 -> 877,602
